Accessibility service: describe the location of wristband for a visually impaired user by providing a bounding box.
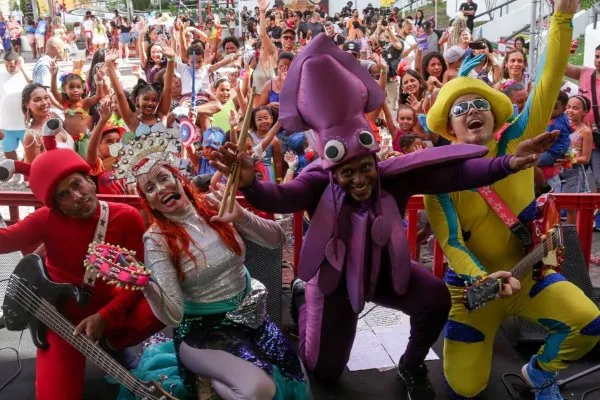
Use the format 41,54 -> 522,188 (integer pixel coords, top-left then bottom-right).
167,57 -> 175,62
95,80 -> 103,84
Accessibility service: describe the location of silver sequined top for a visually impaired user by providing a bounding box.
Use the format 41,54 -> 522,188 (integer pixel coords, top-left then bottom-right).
143,204 -> 286,326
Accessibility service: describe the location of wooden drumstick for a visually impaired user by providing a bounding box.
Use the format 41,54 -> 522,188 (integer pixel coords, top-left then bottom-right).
219,87 -> 254,217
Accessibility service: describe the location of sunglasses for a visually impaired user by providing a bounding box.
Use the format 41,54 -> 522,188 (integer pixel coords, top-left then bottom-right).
449,98 -> 491,117
282,35 -> 295,40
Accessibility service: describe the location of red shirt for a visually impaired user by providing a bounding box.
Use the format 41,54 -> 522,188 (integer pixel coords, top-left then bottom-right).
0,202 -> 145,325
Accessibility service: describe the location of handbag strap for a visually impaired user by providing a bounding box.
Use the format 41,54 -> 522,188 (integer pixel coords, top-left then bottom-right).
81,201 -> 110,304
477,186 -> 532,246
591,71 -> 600,127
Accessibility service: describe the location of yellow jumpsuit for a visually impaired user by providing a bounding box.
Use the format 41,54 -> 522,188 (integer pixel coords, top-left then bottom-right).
424,11 -> 600,398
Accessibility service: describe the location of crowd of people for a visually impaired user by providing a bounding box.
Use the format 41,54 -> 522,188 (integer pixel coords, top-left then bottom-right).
0,0 -> 599,399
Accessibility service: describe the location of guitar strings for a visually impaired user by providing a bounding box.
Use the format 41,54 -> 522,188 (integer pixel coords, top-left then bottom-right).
5,278 -> 161,399
0,278 -> 24,395
5,280 -> 152,398
5,279 -> 151,398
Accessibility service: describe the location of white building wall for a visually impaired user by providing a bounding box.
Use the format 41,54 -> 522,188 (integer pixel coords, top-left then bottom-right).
584,23 -> 600,69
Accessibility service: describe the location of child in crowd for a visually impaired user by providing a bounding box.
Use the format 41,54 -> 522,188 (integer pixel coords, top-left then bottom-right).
537,91 -> 573,193
86,100 -> 126,194
563,94 -> 593,224
105,48 -> 175,134
50,64 -> 105,157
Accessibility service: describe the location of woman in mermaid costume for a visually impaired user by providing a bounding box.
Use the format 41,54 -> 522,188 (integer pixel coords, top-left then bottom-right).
111,130 -> 310,400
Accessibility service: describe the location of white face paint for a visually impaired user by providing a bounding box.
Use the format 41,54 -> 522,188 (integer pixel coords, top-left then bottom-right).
137,164 -> 190,214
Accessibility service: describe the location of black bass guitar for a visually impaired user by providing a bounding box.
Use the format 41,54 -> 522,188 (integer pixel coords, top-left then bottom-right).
1,254 -> 177,400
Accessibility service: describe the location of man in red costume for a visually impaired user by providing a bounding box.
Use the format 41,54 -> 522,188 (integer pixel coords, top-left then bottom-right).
0,120 -> 164,400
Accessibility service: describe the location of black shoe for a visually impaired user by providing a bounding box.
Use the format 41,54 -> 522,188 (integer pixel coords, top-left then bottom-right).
290,278 -> 306,326
397,362 -> 436,400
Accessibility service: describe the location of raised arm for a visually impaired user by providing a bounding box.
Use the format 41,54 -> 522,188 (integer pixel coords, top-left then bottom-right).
105,50 -> 137,131
158,44 -> 175,117
49,61 -> 62,104
424,193 -> 488,281
86,101 -> 111,167
501,7 -> 575,149
258,0 -> 277,59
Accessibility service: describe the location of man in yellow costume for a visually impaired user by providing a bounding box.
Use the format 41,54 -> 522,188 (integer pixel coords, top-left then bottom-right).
424,1 -> 600,399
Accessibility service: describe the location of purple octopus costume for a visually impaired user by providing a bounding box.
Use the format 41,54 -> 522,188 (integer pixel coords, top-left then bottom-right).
240,34 -> 518,380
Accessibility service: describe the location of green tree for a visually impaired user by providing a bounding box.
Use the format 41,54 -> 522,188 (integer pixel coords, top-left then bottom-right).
132,0 -> 151,10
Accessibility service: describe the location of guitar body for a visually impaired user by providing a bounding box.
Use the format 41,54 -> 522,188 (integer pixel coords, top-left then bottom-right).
2,254 -> 82,349
463,195 -> 564,310
2,255 -> 179,399
529,195 -> 563,280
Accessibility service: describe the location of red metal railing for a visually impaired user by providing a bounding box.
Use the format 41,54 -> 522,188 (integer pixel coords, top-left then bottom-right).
2,192 -> 600,278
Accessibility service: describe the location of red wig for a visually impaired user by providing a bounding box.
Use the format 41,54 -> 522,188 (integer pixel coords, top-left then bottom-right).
138,164 -> 242,281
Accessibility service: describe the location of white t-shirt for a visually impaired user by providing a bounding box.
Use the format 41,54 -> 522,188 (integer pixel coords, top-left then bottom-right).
176,60 -> 211,96
402,34 -> 417,69
82,19 -> 94,32
0,71 -> 27,130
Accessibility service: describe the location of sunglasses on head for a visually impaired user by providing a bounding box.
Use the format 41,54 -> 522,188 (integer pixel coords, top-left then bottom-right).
449,98 -> 491,117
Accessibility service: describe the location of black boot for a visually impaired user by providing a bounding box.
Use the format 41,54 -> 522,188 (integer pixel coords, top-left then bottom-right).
397,361 -> 436,400
290,278 -> 306,326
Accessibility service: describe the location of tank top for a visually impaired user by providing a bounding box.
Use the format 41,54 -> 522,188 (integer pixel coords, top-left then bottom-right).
570,127 -> 584,156
212,100 -> 235,132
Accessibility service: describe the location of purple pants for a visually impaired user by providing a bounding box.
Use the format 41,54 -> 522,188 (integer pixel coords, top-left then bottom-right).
298,261 -> 451,381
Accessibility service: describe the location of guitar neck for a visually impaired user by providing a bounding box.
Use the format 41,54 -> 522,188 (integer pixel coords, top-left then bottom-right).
28,297 -> 155,399
510,241 -> 547,281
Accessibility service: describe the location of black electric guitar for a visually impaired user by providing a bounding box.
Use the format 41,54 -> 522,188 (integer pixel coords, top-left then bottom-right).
463,196 -> 564,311
1,254 -> 177,400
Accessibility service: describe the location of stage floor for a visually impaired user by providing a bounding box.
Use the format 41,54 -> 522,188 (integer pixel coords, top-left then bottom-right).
1,292 -> 600,400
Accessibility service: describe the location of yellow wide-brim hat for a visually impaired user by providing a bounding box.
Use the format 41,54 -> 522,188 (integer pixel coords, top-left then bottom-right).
427,76 -> 514,142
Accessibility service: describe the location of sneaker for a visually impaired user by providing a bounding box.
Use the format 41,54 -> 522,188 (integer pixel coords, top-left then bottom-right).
521,356 -> 563,400
397,362 -> 436,400
290,278 -> 306,326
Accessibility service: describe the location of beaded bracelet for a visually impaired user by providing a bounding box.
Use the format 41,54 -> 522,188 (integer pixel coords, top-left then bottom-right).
84,242 -> 151,290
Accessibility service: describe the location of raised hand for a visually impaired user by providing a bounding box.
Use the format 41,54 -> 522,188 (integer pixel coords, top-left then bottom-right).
209,142 -> 256,188
510,130 -> 559,171
258,0 -> 269,13
105,49 -> 120,64
97,100 -> 112,121
284,151 -> 298,171
228,108 -> 239,129
207,182 -> 245,224
161,43 -> 176,59
49,60 -> 58,76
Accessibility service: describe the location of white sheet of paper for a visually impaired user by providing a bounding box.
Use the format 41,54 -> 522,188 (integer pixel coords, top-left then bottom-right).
346,304 -> 439,372
347,329 -> 395,371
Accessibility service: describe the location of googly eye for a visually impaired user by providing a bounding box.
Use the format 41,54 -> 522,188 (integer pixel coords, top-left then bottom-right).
358,131 -> 376,149
323,140 -> 346,162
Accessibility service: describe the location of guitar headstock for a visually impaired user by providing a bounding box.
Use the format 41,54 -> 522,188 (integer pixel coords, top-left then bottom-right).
463,279 -> 501,311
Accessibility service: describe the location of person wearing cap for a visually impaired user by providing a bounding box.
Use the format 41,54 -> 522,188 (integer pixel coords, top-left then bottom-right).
211,34 -> 553,399
344,40 -> 381,77
443,45 -> 466,82
86,100 -> 127,194
0,124 -> 164,400
423,1 -> 599,399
